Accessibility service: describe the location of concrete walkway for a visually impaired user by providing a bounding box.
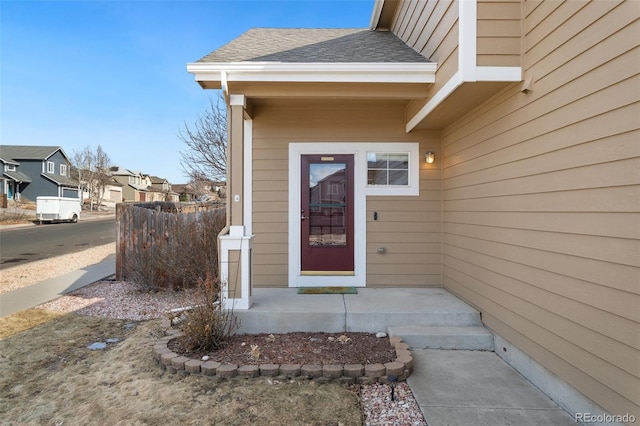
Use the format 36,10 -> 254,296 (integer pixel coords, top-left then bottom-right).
0,269 -> 578,425
0,258 -> 115,317
408,350 -> 576,425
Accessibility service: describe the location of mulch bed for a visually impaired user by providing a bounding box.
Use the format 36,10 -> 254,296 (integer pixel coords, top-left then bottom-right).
168,332 -> 397,366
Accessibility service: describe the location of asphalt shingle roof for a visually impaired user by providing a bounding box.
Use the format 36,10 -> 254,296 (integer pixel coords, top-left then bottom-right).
0,145 -> 62,161
197,28 -> 428,64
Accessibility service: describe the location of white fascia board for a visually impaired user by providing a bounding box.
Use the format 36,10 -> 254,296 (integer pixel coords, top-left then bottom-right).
187,62 -> 437,84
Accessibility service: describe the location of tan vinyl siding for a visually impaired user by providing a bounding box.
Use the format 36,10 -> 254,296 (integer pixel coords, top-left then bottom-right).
477,0 -> 522,66
251,101 -> 441,288
441,0 -> 639,418
393,0 -> 460,119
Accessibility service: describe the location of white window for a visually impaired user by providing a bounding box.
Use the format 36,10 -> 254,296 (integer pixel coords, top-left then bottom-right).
367,152 -> 409,186
60,164 -> 67,176
364,143 -> 419,196
5,164 -> 16,172
47,161 -> 55,173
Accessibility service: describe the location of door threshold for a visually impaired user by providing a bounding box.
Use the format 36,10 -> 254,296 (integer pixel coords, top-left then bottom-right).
300,271 -> 355,276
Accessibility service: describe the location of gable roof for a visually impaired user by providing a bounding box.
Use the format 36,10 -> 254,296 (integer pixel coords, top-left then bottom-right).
0,145 -> 68,162
188,28 -> 436,88
197,28 -> 428,64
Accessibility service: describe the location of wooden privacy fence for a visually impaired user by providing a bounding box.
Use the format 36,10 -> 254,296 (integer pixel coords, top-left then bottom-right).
115,201 -> 225,289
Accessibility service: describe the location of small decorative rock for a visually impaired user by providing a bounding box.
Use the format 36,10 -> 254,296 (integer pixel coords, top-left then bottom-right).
376,332 -> 387,338
201,355 -> 210,361
87,342 -> 107,350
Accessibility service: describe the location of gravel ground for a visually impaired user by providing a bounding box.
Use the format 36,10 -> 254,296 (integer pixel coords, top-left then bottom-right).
5,245 -> 427,425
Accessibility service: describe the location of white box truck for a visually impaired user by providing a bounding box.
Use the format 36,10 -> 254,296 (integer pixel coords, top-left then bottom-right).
36,196 -> 81,224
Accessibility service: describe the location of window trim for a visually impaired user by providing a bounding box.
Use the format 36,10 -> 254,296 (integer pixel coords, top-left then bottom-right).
60,164 -> 67,176
5,164 -> 16,172
365,143 -> 419,196
47,161 -> 55,174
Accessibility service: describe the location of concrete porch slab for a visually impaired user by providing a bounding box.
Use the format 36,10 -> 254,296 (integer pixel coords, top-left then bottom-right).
232,288 -> 347,334
343,288 -> 483,331
232,287 -> 484,335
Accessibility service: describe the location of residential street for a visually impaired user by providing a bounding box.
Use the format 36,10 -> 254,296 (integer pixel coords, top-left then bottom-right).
0,217 -> 115,269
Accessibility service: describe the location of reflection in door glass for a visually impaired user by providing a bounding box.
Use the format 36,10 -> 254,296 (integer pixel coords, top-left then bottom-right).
308,163 -> 347,246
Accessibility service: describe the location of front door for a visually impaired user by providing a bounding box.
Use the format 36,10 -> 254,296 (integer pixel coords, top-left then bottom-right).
300,154 -> 354,274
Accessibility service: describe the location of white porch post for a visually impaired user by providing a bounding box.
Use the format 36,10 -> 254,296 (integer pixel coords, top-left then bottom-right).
219,94 -> 254,310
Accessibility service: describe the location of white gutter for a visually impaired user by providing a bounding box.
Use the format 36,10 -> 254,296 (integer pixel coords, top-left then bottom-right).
187,62 -> 437,84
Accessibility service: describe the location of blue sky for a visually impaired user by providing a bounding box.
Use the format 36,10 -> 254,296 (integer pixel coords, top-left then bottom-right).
1,0 -> 374,184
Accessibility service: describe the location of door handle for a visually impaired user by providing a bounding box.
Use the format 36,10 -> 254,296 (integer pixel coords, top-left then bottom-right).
301,215 -> 308,220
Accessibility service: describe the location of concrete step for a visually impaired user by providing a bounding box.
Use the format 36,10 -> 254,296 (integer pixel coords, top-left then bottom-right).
388,325 -> 494,351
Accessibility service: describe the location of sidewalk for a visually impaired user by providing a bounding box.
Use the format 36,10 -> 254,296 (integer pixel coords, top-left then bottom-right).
0,258 -> 115,317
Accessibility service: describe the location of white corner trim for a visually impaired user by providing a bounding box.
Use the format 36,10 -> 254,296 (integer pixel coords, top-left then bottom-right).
187,62 -> 437,84
459,0 -> 478,82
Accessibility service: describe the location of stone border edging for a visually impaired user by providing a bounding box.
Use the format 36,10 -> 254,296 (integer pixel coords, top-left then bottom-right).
153,329 -> 413,384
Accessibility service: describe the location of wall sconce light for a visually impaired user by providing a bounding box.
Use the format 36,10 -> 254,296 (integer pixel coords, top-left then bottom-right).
425,151 -> 435,164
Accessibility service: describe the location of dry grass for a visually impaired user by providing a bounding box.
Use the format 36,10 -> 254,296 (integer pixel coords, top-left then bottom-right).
0,309 -> 363,426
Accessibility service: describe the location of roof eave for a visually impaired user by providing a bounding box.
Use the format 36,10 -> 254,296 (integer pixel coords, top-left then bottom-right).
187,62 -> 437,85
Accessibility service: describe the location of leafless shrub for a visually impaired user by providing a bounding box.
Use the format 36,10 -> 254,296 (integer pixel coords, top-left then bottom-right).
179,273 -> 239,352
123,206 -> 225,292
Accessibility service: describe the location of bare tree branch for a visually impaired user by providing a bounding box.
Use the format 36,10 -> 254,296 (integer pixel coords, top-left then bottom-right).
73,145 -> 112,209
178,95 -> 227,182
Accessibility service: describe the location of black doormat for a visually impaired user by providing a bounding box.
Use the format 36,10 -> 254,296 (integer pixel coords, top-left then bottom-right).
297,287 -> 357,294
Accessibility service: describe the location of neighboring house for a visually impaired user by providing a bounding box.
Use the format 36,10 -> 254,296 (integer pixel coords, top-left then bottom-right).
81,177 -> 123,206
187,0 -> 639,420
174,179 -> 222,201
109,166 -> 149,202
147,175 -> 179,202
171,184 -> 196,202
0,145 -> 78,202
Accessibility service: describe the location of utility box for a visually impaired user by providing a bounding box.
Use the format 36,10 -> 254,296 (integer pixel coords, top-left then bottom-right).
36,196 -> 81,224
